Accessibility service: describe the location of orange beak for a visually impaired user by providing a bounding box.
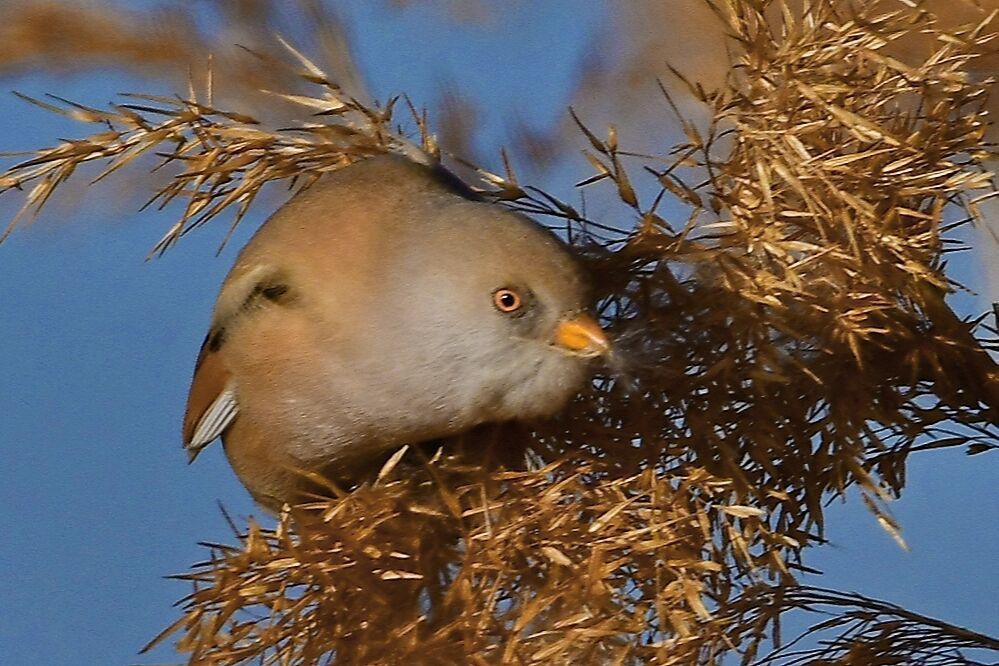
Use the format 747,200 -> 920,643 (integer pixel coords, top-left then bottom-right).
553,314 -> 610,358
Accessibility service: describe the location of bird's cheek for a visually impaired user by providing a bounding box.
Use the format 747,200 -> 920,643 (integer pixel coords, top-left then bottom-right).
512,354 -> 588,420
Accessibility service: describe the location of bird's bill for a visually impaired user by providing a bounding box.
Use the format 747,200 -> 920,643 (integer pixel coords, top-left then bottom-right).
553,314 -> 610,358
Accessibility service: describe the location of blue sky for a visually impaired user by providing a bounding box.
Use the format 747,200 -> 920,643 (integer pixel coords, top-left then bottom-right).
0,3 -> 995,664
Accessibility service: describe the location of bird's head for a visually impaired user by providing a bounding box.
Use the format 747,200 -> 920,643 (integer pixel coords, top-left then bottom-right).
377,198 -> 610,424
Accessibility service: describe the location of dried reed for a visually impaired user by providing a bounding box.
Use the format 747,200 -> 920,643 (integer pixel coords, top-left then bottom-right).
1,1 -> 997,664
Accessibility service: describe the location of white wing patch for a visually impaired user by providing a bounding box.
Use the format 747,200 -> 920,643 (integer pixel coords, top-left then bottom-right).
186,382 -> 239,461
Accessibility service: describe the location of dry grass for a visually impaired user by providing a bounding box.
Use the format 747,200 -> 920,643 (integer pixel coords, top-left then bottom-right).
727,585 -> 999,665
0,0 -> 370,123
0,39 -> 431,254
1,1 -> 997,664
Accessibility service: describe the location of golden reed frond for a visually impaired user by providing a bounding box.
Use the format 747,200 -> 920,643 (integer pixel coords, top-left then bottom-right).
0,37 -> 433,254
1,1 -> 997,664
0,0 -> 371,122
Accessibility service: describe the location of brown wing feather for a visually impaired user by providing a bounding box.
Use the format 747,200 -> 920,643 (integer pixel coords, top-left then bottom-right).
183,331 -> 234,450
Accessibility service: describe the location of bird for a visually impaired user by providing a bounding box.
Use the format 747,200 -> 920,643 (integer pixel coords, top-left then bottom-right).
182,154 -> 609,511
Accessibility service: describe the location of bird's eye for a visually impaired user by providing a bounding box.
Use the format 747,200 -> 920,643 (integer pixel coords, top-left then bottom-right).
493,288 -> 523,313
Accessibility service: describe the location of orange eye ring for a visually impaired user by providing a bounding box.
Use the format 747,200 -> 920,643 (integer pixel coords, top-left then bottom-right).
493,288 -> 523,313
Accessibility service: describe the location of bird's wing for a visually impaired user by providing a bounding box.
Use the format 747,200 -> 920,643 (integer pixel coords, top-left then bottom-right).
183,331 -> 238,461
183,263 -> 296,461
